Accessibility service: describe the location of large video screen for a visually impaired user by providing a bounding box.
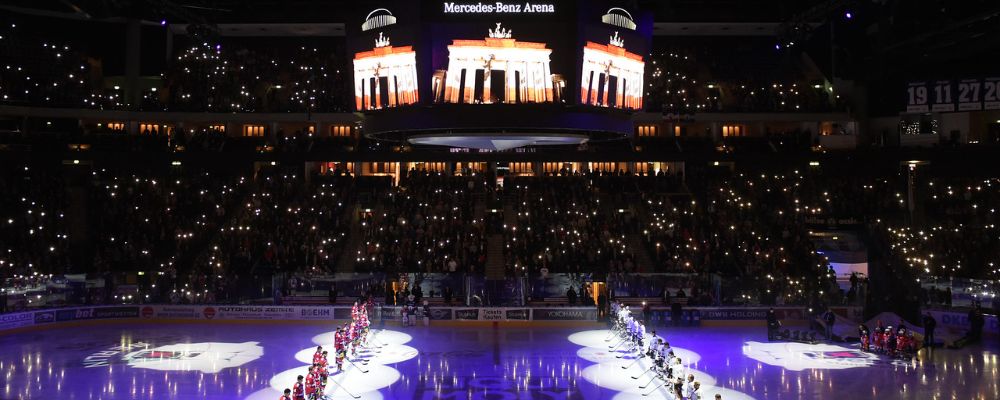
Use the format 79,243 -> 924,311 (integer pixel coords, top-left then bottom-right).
347,2 -> 423,111
424,0 -> 576,105
347,1 -> 651,112
577,2 -> 651,110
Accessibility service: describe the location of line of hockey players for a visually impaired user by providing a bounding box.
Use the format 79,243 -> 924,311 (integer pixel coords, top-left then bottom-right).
608,301 -> 715,400
279,299 -> 382,400
858,321 -> 919,358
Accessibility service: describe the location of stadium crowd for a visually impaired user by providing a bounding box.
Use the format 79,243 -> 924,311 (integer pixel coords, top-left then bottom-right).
504,176 -> 638,276
355,171 -> 487,275
1,162 -> 998,313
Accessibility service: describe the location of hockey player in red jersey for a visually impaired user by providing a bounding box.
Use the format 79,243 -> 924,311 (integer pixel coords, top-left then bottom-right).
334,327 -> 346,372
304,366 -> 317,400
312,346 -> 324,366
309,364 -> 323,400
318,351 -> 330,379
292,375 -> 305,400
279,388 -> 292,400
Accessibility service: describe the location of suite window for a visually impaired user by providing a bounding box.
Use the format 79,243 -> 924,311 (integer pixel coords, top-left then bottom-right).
330,125 -> 352,137
243,125 -> 266,137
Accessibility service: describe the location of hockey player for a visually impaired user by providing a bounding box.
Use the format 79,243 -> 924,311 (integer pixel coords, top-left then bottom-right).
316,362 -> 328,396
646,334 -> 660,359
359,308 -> 371,346
309,364 -> 323,400
859,324 -> 870,352
318,351 -> 330,379
669,357 -> 685,382
292,375 -> 305,400
636,321 -> 647,352
684,374 -> 697,400
350,321 -> 361,357
653,339 -> 667,372
690,381 -> 704,400
304,366 -> 317,400
280,388 -> 293,400
873,326 -> 885,353
405,294 -> 417,326
312,346 -> 324,366
886,327 -> 897,357
334,327 -> 346,372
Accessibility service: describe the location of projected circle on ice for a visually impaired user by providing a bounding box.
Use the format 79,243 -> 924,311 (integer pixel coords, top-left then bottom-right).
568,329 -> 756,400
268,364 -> 397,400
247,329 -> 416,400
569,330 -> 702,365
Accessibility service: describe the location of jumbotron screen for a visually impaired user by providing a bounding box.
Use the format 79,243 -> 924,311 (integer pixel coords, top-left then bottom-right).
347,0 -> 651,112
347,1 -> 423,112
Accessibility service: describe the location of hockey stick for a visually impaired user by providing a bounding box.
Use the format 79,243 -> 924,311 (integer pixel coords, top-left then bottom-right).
616,345 -> 635,358
641,380 -> 669,397
346,356 -> 369,373
621,354 -> 644,369
638,371 -> 663,389
368,329 -> 387,348
631,366 -> 654,379
604,327 -> 620,341
326,376 -> 362,399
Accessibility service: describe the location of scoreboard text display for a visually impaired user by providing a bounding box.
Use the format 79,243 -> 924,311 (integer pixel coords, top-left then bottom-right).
906,77 -> 1000,113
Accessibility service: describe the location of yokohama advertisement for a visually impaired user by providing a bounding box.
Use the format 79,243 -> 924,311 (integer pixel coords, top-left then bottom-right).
532,308 -> 598,321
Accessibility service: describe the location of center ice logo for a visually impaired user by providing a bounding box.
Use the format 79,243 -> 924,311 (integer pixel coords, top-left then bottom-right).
742,341 -> 910,371
83,341 -> 263,373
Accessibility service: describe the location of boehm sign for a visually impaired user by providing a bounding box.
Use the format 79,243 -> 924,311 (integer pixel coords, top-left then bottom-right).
443,2 -> 556,14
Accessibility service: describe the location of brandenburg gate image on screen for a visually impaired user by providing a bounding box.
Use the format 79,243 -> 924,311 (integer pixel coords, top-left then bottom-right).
580,32 -> 645,110
353,32 -> 420,111
433,23 -> 564,105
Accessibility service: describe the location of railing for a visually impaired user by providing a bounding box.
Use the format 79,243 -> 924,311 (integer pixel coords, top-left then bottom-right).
919,276 -> 998,309
3,270 -> 875,314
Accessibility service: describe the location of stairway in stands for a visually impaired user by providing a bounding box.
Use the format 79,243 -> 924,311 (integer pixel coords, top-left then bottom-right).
627,233 -> 655,272
485,234 -> 506,280
335,203 -> 363,273
337,188 -> 383,273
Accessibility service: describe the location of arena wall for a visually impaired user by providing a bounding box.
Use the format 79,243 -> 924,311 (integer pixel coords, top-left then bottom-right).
0,305 -> 862,334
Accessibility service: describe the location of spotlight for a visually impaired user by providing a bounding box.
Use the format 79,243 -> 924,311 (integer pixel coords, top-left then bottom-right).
844,11 -> 853,20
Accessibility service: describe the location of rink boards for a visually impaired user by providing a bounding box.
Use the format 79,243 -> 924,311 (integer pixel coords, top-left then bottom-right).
0,304 -> 875,335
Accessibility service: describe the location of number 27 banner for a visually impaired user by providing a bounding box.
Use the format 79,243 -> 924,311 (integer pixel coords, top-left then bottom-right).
907,77 -> 1000,113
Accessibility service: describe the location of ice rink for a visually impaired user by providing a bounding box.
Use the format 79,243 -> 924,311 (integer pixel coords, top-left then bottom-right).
0,322 -> 996,399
